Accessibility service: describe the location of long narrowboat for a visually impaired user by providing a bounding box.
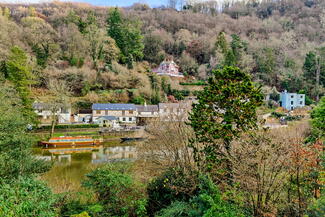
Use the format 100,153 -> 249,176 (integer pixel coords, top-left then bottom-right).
41,136 -> 102,148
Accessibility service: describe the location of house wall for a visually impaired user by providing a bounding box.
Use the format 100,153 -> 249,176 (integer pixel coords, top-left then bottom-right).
92,110 -> 137,117
35,108 -> 71,124
138,111 -> 159,117
92,110 -> 137,124
280,92 -> 305,110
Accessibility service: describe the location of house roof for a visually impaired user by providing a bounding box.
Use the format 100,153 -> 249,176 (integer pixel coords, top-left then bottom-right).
136,105 -> 158,112
33,102 -> 50,110
92,103 -> 136,111
97,116 -> 117,121
33,102 -> 70,110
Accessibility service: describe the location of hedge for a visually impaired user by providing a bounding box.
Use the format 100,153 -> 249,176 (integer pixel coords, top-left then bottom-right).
179,81 -> 207,86
36,124 -> 99,130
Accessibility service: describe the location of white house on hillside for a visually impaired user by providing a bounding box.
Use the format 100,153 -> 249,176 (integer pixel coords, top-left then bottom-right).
153,58 -> 184,77
33,102 -> 71,124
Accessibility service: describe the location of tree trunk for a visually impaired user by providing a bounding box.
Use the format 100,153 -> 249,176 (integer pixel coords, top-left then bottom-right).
296,168 -> 302,217
316,57 -> 320,102
50,114 -> 56,138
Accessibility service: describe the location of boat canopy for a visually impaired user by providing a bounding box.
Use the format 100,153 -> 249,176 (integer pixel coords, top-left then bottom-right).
49,138 -> 93,142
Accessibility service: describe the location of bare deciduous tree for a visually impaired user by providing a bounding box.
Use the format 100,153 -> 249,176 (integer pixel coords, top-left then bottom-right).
136,115 -> 195,178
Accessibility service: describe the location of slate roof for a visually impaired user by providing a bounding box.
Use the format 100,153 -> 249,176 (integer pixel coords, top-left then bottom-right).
135,105 -> 158,112
92,103 -> 136,111
33,102 -> 69,110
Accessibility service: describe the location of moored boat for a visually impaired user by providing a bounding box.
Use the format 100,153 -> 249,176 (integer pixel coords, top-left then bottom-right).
120,137 -> 146,142
41,136 -> 102,148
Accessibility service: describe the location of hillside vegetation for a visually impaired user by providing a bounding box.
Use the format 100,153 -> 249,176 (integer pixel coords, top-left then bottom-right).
0,0 -> 324,110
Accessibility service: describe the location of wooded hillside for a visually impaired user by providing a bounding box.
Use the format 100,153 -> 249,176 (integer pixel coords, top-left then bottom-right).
0,0 -> 324,109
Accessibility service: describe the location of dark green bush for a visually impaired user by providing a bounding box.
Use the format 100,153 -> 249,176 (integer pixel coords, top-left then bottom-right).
82,163 -> 147,217
36,124 -> 99,130
156,175 -> 245,217
0,178 -> 58,217
179,81 -> 207,86
271,111 -> 286,118
146,168 -> 200,215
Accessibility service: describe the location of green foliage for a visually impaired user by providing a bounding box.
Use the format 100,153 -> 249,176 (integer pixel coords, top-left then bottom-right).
156,175 -> 245,217
59,191 -> 103,217
303,48 -> 325,99
107,8 -> 144,67
255,47 -> 277,87
307,194 -> 325,217
299,89 -> 314,105
131,95 -> 146,105
189,66 -> 263,172
2,46 -> 34,118
0,83 -> 55,217
310,96 -> 325,139
156,201 -> 192,217
32,44 -> 51,68
303,51 -> 317,78
215,32 -> 228,55
0,85 -> 50,180
143,33 -> 164,64
215,33 -> 247,67
147,168 -> 199,215
180,81 -> 207,86
170,89 -> 190,101
82,163 -> 147,217
0,178 -> 58,217
71,212 -> 91,217
271,112 -> 303,121
35,124 -> 99,130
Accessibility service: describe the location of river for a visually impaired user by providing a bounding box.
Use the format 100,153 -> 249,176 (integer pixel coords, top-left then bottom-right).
35,140 -> 137,193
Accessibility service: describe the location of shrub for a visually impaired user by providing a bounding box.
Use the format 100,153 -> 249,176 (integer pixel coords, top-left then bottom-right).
36,124 -> 99,130
147,168 -> 200,215
156,175 -> 245,217
0,178 -> 58,217
179,81 -> 207,86
82,164 -> 147,217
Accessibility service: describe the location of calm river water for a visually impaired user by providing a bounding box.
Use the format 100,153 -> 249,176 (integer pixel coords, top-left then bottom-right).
35,140 -> 137,192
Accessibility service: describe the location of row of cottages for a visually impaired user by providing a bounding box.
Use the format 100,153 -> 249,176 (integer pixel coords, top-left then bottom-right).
92,102 -> 192,126
92,104 -> 137,125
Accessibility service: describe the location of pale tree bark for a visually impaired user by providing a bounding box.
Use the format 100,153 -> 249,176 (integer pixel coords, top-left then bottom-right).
316,56 -> 320,102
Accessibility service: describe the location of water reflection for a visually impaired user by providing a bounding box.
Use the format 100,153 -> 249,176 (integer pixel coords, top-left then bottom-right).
38,143 -> 137,165
38,141 -> 138,192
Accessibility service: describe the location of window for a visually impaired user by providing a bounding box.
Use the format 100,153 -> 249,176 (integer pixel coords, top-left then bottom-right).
129,117 -> 132,121
129,110 -> 133,114
291,107 -> 294,110
291,101 -> 294,105
96,110 -> 100,114
122,117 -> 126,122
291,95 -> 294,98
300,101 -> 303,105
300,95 -> 303,98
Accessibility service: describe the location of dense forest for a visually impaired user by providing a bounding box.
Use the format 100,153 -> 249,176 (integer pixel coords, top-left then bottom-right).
0,0 -> 324,217
0,0 -> 325,112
